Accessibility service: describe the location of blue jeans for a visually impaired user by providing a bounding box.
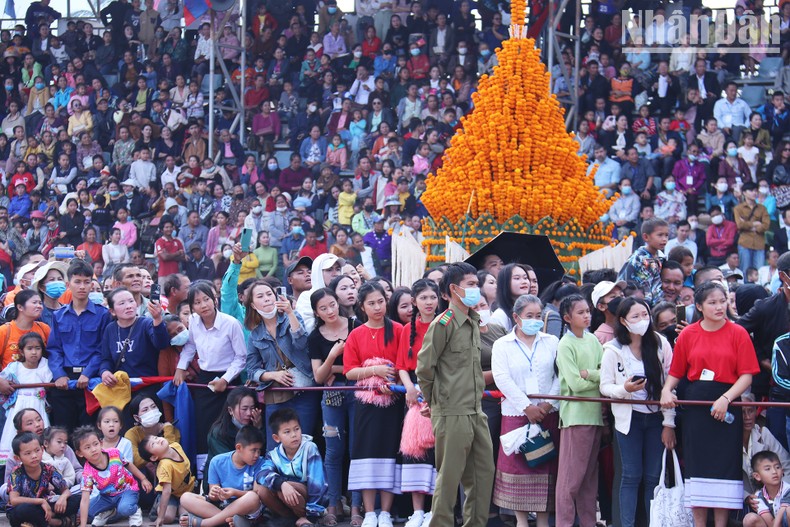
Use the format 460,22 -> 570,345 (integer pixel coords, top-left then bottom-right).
615,411 -> 664,527
264,391 -> 322,451
739,246 -> 766,275
88,491 -> 139,520
321,386 -> 362,509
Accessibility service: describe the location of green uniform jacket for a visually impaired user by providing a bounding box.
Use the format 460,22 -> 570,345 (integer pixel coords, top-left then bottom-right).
416,306 -> 484,417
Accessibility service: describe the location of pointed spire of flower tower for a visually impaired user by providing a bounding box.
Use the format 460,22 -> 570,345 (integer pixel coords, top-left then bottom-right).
420,3 -> 615,229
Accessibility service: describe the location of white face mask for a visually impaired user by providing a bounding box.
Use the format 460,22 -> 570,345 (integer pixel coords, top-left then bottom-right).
626,319 -> 650,336
257,307 -> 277,319
139,409 -> 162,427
477,309 -> 491,326
688,220 -> 699,230
759,186 -> 770,195
276,206 -> 287,212
716,182 -> 729,193
252,205 -> 262,214
223,249 -> 233,259
711,214 -> 724,225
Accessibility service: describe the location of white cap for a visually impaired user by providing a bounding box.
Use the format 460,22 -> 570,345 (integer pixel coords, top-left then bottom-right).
319,254 -> 339,270
591,280 -> 627,307
30,261 -> 69,295
15,261 -> 43,286
120,179 -> 137,188
164,197 -> 179,210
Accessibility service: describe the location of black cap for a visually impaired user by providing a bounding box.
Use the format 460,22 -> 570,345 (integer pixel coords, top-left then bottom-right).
741,181 -> 757,192
286,256 -> 313,276
397,176 -> 409,185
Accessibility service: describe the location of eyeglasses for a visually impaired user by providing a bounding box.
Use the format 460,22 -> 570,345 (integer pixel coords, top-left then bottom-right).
47,219 -> 57,223
31,218 -> 42,221
372,100 -> 381,105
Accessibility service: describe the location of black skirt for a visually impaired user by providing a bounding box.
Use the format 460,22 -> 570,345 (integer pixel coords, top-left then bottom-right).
348,398 -> 404,493
682,381 -> 743,509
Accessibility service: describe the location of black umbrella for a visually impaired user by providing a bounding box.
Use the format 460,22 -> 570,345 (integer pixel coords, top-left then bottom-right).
465,232 -> 565,291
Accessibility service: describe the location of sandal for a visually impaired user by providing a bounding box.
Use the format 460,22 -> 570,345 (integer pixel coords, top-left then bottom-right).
183,512 -> 202,527
319,513 -> 338,527
350,514 -> 364,527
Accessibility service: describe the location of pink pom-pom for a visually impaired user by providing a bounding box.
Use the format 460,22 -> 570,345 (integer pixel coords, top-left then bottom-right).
355,357 -> 397,407
400,404 -> 435,459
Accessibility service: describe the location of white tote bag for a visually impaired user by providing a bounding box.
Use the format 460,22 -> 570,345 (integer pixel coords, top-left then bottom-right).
649,449 -> 693,527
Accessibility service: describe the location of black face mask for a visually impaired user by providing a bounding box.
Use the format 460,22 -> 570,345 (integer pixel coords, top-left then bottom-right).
234,193 -> 244,200
661,325 -> 678,347
364,205 -> 374,213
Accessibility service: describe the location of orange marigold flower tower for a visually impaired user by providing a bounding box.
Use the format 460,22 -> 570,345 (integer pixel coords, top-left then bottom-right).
420,1 -> 616,273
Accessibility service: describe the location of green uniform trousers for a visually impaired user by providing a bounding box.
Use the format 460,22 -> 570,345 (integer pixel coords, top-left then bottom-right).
431,413 -> 495,527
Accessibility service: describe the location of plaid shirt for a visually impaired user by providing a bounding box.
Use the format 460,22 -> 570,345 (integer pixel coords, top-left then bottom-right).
618,246 -> 664,306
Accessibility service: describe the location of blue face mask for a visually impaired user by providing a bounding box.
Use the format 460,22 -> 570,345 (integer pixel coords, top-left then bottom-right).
688,154 -> 697,162
519,317 -> 544,336
45,281 -> 67,299
621,186 -> 632,195
481,49 -> 491,57
410,48 -> 421,56
665,182 -> 676,191
4,85 -> 12,91
170,329 -> 189,347
456,286 -> 480,307
727,147 -> 738,157
88,292 -> 105,305
328,6 -> 337,13
35,82 -> 45,90
292,226 -> 304,236
109,190 -> 120,197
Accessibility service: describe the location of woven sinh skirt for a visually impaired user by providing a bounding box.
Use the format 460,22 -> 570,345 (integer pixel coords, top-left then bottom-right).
348,398 -> 404,493
401,445 -> 437,495
493,412 -> 560,512
682,381 -> 743,510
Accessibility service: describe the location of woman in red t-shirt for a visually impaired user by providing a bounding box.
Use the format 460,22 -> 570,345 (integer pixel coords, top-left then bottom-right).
343,281 -> 403,527
396,279 -> 439,524
661,282 -> 759,527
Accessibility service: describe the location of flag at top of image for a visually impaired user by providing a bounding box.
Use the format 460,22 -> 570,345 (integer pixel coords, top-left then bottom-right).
184,0 -> 209,26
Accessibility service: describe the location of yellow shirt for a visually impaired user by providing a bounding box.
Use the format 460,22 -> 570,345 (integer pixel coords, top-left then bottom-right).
155,442 -> 196,497
125,423 -> 181,468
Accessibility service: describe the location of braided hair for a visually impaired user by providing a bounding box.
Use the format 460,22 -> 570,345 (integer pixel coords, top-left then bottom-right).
408,279 -> 441,359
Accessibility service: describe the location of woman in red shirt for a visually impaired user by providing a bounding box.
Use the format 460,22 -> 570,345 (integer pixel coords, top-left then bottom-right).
661,282 -> 759,527
344,281 -> 403,527
396,279 -> 440,525
361,26 -> 382,60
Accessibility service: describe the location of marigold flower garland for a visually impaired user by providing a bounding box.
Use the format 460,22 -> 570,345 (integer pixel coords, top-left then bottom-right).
420,5 -> 616,272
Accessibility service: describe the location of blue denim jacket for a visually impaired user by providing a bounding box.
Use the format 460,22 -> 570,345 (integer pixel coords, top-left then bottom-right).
246,312 -> 311,386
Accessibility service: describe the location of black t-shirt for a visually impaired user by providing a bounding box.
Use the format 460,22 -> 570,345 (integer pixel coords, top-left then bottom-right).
307,317 -> 359,383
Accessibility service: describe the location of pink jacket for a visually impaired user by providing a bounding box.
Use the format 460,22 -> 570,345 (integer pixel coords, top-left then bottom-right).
326,145 -> 348,169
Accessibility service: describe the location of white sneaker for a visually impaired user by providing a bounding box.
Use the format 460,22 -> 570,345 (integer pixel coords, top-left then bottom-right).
129,507 -> 143,527
404,511 -> 425,527
361,513 -> 378,527
422,512 -> 432,526
378,512 -> 394,527
91,509 -> 115,527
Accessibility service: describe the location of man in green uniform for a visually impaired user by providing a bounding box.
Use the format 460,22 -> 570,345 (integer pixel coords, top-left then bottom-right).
416,262 -> 494,527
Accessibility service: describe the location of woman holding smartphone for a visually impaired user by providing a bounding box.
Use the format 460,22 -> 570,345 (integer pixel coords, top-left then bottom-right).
600,297 -> 676,527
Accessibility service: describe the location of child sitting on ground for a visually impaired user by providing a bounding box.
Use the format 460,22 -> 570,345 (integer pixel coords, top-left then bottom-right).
179,426 -> 266,527
43,427 -> 76,487
75,426 -> 152,527
744,450 -> 790,527
255,408 -> 328,527
7,432 -> 81,527
139,434 -> 196,527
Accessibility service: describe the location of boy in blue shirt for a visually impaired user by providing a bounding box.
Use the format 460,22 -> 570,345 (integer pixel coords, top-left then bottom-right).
255,408 -> 327,527
179,426 -> 265,527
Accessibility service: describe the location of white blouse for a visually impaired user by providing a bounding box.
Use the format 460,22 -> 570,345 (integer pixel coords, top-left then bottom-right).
491,330 -> 561,417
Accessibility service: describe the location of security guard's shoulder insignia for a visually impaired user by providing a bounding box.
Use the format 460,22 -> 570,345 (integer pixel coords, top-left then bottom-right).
438,309 -> 454,326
